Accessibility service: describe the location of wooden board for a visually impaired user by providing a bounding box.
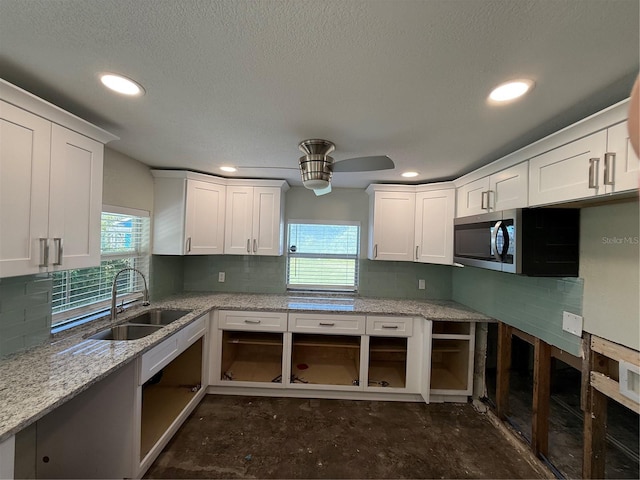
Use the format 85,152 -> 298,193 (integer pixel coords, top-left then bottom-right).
591,336 -> 640,367
291,348 -> 359,386
222,358 -> 283,383
591,371 -> 640,413
430,367 -> 466,391
368,361 -> 406,388
141,385 -> 197,459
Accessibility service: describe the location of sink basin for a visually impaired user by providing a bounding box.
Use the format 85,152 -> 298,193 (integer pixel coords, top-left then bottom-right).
125,309 -> 192,326
88,324 -> 163,341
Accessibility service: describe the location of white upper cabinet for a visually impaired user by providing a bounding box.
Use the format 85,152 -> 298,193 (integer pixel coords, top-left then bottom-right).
224,181 -> 288,256
529,130 -> 608,206
415,188 -> 455,265
367,188 -> 415,261
456,162 -> 528,217
604,121 -> 639,194
528,120 -> 638,207
152,171 -> 226,255
366,184 -> 455,264
0,81 -> 116,278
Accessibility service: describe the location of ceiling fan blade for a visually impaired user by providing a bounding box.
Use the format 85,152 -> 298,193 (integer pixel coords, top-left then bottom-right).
236,166 -> 299,170
332,155 -> 395,172
313,184 -> 332,196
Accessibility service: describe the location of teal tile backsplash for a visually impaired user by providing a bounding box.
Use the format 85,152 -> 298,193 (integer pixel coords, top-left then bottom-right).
358,260 -> 452,299
0,274 -> 52,357
150,255 -> 185,300
452,266 -> 584,356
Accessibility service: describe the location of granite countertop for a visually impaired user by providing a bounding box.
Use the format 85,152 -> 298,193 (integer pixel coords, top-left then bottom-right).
0,293 -> 491,442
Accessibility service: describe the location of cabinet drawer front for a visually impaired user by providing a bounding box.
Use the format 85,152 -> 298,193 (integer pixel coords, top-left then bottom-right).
366,316 -> 413,337
288,314 -> 366,334
219,310 -> 287,332
181,314 -> 207,347
140,334 -> 180,385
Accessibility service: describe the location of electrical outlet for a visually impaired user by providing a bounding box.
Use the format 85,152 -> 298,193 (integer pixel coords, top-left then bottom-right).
218,272 -> 225,282
562,311 -> 583,336
418,279 -> 425,290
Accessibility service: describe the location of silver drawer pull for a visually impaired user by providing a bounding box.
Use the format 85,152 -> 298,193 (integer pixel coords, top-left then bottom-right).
39,238 -> 49,267
381,325 -> 399,329
244,319 -> 261,324
319,322 -> 335,326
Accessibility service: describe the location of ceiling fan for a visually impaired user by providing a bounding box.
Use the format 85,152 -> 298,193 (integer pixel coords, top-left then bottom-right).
297,139 -> 395,196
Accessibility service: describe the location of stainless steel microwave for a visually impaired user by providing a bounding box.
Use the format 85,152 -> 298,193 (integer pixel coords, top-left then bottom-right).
453,208 -> 580,276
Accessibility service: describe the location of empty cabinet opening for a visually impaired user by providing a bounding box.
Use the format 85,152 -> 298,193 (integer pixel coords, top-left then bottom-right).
141,338 -> 202,460
220,331 -> 283,383
432,322 -> 471,335
368,336 -> 407,388
291,334 -> 360,386
431,338 -> 470,391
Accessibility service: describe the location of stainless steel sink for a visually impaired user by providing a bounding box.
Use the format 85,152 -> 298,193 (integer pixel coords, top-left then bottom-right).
124,309 -> 192,326
88,324 -> 164,341
87,309 -> 191,340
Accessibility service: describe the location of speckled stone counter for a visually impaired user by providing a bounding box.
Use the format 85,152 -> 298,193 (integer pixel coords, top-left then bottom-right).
0,293 -> 491,442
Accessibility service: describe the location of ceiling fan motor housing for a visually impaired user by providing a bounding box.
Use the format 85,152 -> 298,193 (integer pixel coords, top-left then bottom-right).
298,139 -> 335,190
299,154 -> 333,189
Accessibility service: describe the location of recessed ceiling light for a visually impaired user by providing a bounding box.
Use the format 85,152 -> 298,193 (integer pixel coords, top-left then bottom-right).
220,166 -> 237,173
489,79 -> 534,103
401,171 -> 419,178
99,73 -> 145,96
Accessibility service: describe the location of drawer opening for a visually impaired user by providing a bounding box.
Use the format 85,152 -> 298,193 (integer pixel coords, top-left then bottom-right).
141,337 -> 203,460
291,334 -> 360,386
368,336 -> 407,388
432,321 -> 471,336
220,331 -> 284,383
431,338 -> 470,391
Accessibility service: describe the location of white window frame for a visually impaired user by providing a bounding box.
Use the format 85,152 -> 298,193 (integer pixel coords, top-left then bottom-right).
51,205 -> 150,329
286,219 -> 360,292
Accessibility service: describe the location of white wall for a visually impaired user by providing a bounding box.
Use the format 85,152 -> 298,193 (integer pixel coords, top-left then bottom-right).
580,200 -> 640,350
102,148 -> 154,212
285,186 -> 370,253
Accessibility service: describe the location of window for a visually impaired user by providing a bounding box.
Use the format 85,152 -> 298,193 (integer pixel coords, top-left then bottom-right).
286,221 -> 360,291
51,206 -> 150,329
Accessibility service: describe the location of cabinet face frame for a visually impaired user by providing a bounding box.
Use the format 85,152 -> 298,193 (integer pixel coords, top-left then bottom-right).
430,322 -> 475,396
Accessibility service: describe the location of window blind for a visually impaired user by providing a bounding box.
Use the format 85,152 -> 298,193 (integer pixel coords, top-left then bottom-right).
286,222 -> 359,290
52,210 -> 150,326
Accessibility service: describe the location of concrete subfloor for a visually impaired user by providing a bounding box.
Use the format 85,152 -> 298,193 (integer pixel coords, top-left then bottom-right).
144,395 -> 550,479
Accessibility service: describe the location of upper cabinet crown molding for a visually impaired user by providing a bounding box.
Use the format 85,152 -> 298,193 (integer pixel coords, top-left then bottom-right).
453,99 -> 630,189
0,79 -> 118,144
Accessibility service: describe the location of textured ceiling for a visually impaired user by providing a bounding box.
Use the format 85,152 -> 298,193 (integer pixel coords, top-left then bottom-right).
0,0 -> 638,188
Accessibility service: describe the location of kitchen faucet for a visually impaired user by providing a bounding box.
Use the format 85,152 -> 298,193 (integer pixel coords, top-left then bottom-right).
110,267 -> 150,320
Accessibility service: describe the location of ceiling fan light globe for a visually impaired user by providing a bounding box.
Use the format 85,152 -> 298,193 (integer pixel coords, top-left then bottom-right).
303,179 -> 330,190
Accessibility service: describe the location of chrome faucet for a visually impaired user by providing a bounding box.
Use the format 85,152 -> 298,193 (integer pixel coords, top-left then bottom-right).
110,267 -> 150,320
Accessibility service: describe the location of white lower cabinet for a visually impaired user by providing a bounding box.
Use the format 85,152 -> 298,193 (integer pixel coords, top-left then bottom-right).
0,435 -> 15,480
430,321 -> 475,401
32,314 -> 209,479
211,311 -> 475,404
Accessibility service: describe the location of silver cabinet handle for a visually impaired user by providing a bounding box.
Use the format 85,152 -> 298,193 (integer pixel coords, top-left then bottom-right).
244,319 -> 261,324
186,237 -> 192,253
52,238 -> 63,266
588,158 -> 600,189
253,239 -> 257,253
487,190 -> 494,210
246,239 -> 251,253
415,246 -> 419,260
319,322 -> 335,326
39,238 -> 50,267
604,152 -> 615,185
481,191 -> 489,210
374,244 -> 378,259
382,325 -> 399,329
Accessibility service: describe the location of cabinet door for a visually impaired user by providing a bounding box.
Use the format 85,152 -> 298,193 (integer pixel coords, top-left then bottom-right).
528,130 -> 607,206
224,186 -> 253,255
490,162 -> 528,211
185,179 -> 225,255
456,176 -> 489,217
605,121 -> 639,194
0,101 -> 51,277
369,191 -> 415,261
414,189 -> 454,264
48,124 -> 103,270
252,187 -> 282,256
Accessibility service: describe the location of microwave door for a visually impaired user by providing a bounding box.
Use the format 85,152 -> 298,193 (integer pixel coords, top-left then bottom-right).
492,219 -> 516,273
